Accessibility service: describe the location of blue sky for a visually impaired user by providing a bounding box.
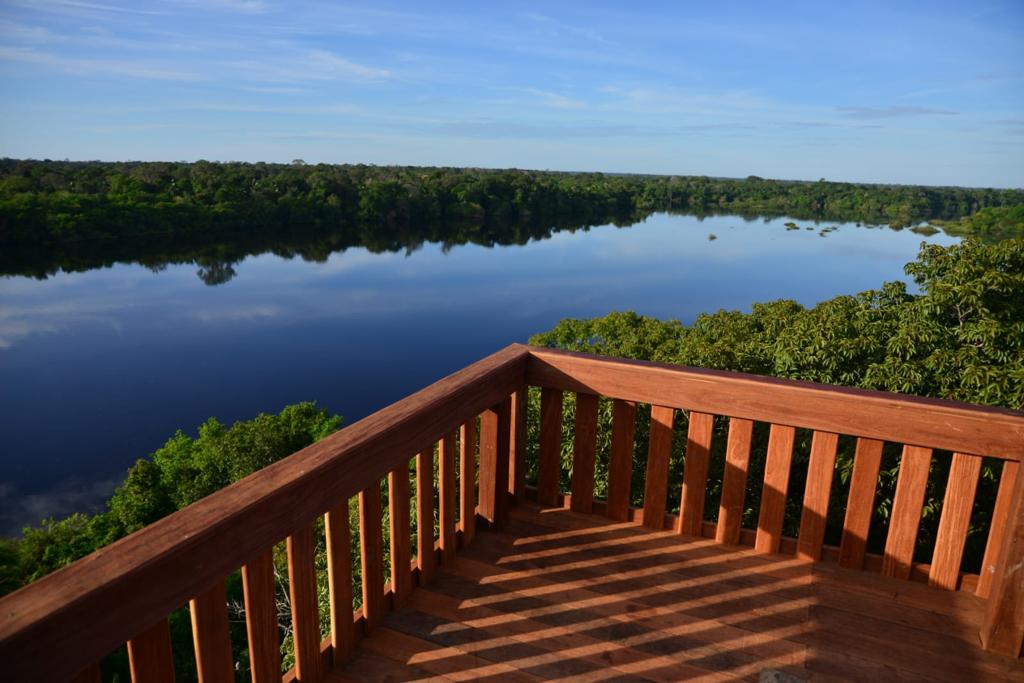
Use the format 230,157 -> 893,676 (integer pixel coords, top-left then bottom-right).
0,1 -> 1021,187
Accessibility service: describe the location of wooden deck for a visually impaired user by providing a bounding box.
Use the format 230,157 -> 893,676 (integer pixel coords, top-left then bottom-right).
334,502 -> 1022,683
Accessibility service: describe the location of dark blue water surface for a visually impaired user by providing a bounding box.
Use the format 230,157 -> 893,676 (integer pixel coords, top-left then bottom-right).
0,214 -> 957,534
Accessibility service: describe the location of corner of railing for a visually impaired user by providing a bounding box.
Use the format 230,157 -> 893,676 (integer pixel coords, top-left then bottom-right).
980,463 -> 1024,658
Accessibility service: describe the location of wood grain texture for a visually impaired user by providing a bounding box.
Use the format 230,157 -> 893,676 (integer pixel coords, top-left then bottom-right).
606,399 -> 636,522
980,461 -> 1024,657
416,447 -> 436,588
510,389 -> 527,499
526,347 -> 1024,460
755,424 -> 797,554
679,411 -> 714,536
570,392 -> 600,514
459,421 -> 477,545
796,431 -> 840,561
359,484 -> 385,632
0,344 -> 529,683
127,618 -> 175,683
979,460 -> 1021,598
882,446 -> 934,580
242,550 -> 280,682
439,432 -> 457,567
716,417 -> 754,545
287,524 -> 323,682
388,463 -> 412,606
642,405 -> 675,530
930,453 -> 982,590
479,398 -> 512,529
537,387 -> 563,506
324,504 -> 354,666
189,581 -> 234,683
838,438 -> 885,570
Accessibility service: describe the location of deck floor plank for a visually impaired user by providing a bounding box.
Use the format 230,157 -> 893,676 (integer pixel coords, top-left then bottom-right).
332,501 -> 1023,682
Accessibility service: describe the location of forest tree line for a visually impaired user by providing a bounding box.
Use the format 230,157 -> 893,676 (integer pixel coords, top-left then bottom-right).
2,158 -> 1023,245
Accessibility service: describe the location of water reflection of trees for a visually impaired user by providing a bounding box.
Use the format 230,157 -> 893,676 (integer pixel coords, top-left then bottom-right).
0,210 -> 956,286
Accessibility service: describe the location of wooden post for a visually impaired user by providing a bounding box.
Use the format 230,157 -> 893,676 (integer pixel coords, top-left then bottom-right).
980,464 -> 1024,657
479,397 -> 512,529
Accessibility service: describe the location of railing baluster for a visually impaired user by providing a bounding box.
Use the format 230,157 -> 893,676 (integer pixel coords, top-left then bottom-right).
242,549 -> 280,682
538,387 -> 564,506
416,447 -> 436,585
882,445 -> 933,579
460,421 -> 477,545
388,463 -> 412,606
978,460 -> 1021,598
510,388 -> 528,499
128,618 -> 175,683
979,463 -> 1024,656
287,524 -> 323,682
570,392 -> 600,514
679,411 -> 714,536
796,431 -> 840,561
838,437 -> 885,569
325,503 -> 355,665
716,417 -> 753,545
479,398 -> 512,528
607,399 -> 637,522
755,424 -> 797,554
359,484 -> 384,630
189,581 -> 234,683
643,405 -> 675,529
929,453 -> 982,590
440,432 -> 458,567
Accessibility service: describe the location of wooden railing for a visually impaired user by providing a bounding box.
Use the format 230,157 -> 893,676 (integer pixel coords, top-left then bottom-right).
2,344 -> 1023,682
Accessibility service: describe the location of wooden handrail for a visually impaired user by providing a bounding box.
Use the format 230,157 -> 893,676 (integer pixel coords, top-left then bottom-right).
526,346 -> 1024,461
4,343 -> 1024,681
0,343 -> 529,683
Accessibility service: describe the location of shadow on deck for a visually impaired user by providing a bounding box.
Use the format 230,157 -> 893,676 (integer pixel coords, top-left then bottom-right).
334,502 -> 1020,683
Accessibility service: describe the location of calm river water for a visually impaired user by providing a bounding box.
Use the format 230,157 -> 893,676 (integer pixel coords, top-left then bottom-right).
0,214 -> 957,534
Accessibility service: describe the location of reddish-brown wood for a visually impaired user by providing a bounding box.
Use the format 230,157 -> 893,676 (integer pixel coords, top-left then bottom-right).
359,484 -> 384,632
242,549 -> 280,682
439,432 -> 457,567
980,461 -> 1024,657
980,460 -> 1021,598
797,431 -> 840,561
388,463 -> 412,606
416,447 -> 436,587
930,453 -> 982,590
128,618 -> 175,683
716,417 -> 754,545
570,392 -> 600,514
324,504 -> 355,666
459,421 -> 477,545
838,438 -> 885,569
643,405 -> 676,530
287,524 -> 323,682
189,580 -> 234,683
479,398 -> 512,528
526,347 -> 1024,461
606,399 -> 636,522
537,387 -> 563,506
0,345 -> 530,683
679,411 -> 715,536
882,446 -> 934,580
755,424 -> 797,554
510,388 -> 527,499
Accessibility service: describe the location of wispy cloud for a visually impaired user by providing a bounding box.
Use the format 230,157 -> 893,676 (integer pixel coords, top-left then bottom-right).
836,106 -> 959,119
0,45 -> 201,81
521,87 -> 586,110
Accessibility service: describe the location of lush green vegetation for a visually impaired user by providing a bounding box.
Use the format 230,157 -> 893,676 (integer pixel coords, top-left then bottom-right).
928,205 -> 1024,241
3,159 -> 1022,247
528,237 -> 1024,578
1,403 -> 344,681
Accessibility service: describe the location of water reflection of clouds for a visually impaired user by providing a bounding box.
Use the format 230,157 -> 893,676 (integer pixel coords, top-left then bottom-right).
0,476 -> 122,536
